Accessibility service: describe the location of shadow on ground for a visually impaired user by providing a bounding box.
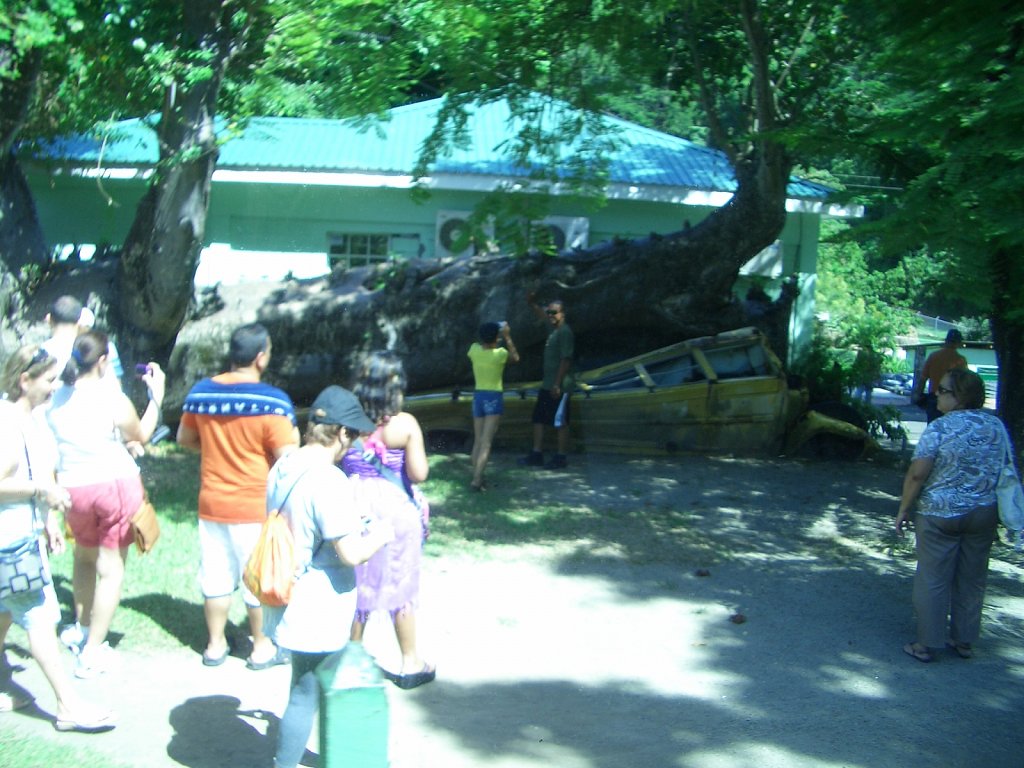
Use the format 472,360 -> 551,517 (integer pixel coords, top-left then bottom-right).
404,452 -> 1024,768
167,695 -> 279,768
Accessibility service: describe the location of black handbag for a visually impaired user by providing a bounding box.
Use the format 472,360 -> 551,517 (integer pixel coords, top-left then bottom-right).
0,443 -> 51,599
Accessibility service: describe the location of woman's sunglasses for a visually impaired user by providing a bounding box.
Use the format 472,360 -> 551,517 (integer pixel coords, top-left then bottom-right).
23,348 -> 51,372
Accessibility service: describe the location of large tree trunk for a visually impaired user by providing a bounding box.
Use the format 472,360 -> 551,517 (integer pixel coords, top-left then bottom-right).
991,247 -> 1024,464
169,143 -> 795,409
0,41 -> 48,271
0,152 -> 47,276
0,44 -> 47,350
116,0 -> 237,360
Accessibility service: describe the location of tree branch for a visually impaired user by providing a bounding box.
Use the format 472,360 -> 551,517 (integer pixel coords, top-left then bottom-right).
774,12 -> 816,93
681,13 -> 736,162
739,0 -> 777,134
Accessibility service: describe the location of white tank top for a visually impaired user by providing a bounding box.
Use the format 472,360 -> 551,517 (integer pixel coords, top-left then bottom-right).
45,379 -> 139,487
0,404 -> 55,547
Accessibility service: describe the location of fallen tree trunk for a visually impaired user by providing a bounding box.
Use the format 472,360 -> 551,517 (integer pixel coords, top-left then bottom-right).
167,181 -> 795,411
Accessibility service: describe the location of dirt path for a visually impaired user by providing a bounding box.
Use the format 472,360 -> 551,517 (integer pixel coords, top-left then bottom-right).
5,450 -> 1024,768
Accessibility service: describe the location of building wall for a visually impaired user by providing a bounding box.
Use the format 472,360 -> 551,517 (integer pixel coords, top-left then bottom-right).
25,166 -> 820,359
784,213 -> 821,362
26,168 -> 146,248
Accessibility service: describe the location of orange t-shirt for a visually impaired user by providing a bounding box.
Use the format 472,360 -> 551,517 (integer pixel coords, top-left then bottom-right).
180,373 -> 297,524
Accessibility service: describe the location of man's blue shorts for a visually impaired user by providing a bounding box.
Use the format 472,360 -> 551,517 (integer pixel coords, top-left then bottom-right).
473,390 -> 505,418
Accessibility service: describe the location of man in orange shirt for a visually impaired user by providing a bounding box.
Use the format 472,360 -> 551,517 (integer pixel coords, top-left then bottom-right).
177,323 -> 299,668
913,329 -> 968,423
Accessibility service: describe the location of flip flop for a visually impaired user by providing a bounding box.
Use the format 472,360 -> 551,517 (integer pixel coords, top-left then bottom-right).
246,646 -> 291,671
903,642 -> 933,663
390,662 -> 436,690
947,642 -> 973,659
202,648 -> 229,667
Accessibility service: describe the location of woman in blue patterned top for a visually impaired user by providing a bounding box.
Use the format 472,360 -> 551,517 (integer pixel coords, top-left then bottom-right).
895,368 -> 1009,662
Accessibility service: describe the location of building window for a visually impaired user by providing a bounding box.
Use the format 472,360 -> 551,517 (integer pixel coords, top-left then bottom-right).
328,233 -> 391,267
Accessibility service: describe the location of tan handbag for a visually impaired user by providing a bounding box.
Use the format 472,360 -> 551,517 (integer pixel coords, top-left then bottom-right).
130,492 -> 160,555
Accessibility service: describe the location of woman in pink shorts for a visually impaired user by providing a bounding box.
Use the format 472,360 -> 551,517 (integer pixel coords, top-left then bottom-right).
44,331 -> 166,678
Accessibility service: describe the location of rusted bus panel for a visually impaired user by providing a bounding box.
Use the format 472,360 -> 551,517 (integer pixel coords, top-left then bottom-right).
404,328 -> 869,458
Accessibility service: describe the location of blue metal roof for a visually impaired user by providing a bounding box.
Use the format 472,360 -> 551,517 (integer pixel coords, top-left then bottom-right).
32,96 -> 833,199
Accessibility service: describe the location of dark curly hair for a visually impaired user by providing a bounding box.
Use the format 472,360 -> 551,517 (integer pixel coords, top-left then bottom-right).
352,350 -> 407,425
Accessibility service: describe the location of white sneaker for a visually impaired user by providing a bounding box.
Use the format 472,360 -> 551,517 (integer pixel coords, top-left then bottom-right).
74,642 -> 116,679
59,623 -> 88,655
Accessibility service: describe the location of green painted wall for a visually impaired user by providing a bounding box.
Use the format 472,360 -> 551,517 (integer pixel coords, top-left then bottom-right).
25,165 -> 821,360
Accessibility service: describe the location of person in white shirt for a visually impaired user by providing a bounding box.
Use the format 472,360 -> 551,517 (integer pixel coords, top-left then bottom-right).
41,296 -> 122,391
44,331 -> 165,678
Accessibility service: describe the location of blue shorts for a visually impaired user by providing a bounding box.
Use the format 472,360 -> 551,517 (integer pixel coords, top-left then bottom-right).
473,390 -> 504,418
0,580 -> 61,631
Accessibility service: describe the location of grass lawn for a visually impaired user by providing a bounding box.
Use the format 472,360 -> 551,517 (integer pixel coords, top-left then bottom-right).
9,444 -> 564,759
6,444 -> 692,760
1,739 -> 134,768
39,445 -> 598,656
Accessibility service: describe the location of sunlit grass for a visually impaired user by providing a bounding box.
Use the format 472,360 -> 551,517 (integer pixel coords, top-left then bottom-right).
46,444 -> 216,654
3,740 -> 132,768
40,446 -> 731,657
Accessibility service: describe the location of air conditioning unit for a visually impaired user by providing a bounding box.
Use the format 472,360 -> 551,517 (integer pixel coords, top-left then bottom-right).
435,211 -> 480,259
436,211 -> 589,257
538,216 -> 589,251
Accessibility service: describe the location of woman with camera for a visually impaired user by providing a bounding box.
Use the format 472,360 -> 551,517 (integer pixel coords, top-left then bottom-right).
467,321 -> 519,491
44,330 -> 165,678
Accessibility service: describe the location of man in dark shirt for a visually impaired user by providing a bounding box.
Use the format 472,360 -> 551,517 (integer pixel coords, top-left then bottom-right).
520,294 -> 574,469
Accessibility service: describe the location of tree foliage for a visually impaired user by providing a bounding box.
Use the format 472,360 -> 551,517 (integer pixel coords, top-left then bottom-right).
837,0 -> 1024,448
816,219 -> 915,350
7,0 -> 1019,451
8,1 -> 869,359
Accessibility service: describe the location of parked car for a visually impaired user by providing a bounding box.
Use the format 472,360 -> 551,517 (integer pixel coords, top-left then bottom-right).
878,373 -> 912,396
406,327 -> 873,459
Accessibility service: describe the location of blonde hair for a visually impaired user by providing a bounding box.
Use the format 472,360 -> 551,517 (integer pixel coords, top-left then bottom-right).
304,421 -> 343,447
2,345 -> 58,401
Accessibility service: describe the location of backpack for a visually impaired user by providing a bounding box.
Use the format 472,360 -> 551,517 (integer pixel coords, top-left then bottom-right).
243,466 -> 312,606
243,509 -> 297,607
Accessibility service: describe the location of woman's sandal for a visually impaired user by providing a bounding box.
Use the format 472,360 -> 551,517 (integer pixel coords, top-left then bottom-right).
947,642 -> 973,659
54,706 -> 117,733
386,662 -> 437,690
903,642 -> 933,663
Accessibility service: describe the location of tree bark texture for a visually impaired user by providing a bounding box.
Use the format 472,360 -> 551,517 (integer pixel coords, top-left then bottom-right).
166,145 -> 796,411
0,152 -> 48,275
990,247 -> 1024,465
116,0 -> 239,359
0,42 -> 48,274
